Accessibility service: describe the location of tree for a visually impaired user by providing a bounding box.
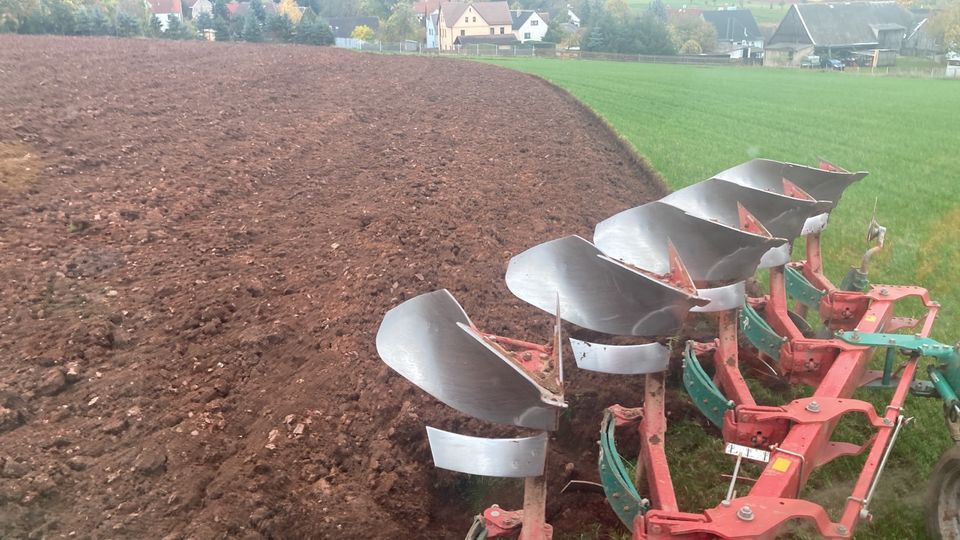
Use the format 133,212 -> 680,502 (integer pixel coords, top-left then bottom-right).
116,11 -> 140,35
929,1 -> 960,52
250,0 -> 266,22
636,11 -> 674,54
195,10 -> 213,31
148,14 -> 163,36
647,0 -> 667,21
295,16 -> 334,44
91,6 -> 111,35
277,0 -> 302,24
542,23 -> 566,44
351,23 -> 374,41
679,38 -> 701,54
360,0 -> 392,19
380,3 -> 417,41
265,12 -> 293,41
213,15 -> 232,39
603,0 -> 629,21
669,14 -> 716,53
241,12 -> 262,40
162,15 -> 183,37
212,0 -> 230,20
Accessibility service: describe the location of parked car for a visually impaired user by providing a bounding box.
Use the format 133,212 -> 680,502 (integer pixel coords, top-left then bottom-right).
823,58 -> 845,71
800,55 -> 820,68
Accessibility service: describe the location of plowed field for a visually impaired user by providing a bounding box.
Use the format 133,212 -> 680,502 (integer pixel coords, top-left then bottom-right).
0,36 -> 670,539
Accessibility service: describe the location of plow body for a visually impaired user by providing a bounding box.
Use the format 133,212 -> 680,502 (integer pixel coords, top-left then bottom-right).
374,158 -> 960,539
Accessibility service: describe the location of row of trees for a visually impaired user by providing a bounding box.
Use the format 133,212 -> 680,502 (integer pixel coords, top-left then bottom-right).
0,0 -> 335,45
580,0 -> 718,55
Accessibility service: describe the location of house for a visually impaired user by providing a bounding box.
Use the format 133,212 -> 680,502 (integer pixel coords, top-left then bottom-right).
438,1 -> 513,51
425,11 -> 439,49
765,1 -> 915,67
186,0 -> 212,17
146,0 -> 182,31
702,9 -> 762,49
511,10 -> 547,43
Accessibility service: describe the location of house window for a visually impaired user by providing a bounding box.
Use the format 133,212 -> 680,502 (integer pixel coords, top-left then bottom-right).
531,19 -> 538,26
460,29 -> 465,36
464,17 -> 469,23
500,26 -> 504,34
472,16 -> 476,22
524,32 -> 531,39
490,27 -> 494,34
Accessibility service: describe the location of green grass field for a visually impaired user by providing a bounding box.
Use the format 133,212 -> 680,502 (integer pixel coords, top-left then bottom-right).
482,58 -> 960,538
628,0 -> 790,24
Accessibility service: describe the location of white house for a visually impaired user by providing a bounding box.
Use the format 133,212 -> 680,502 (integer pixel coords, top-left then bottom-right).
425,10 -> 439,49
511,10 -> 547,43
187,0 -> 212,17
146,0 -> 183,31
565,6 -> 580,27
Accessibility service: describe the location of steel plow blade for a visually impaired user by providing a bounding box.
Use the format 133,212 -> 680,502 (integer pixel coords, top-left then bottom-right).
376,290 -> 564,431
425,426 -> 548,478
714,158 -> 866,210
594,201 -> 785,284
570,338 -> 669,374
661,178 -> 831,240
691,281 -> 746,313
505,235 -> 706,337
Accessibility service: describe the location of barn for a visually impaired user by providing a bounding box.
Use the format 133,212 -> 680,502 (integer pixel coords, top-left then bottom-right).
765,1 -> 916,67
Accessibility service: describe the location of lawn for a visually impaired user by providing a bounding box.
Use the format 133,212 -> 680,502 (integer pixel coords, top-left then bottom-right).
481,57 -> 960,538
628,0 -> 790,24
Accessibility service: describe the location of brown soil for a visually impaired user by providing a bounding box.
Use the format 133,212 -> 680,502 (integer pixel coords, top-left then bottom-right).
0,35 -> 679,539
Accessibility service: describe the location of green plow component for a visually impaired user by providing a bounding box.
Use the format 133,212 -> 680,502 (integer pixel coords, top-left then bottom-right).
785,265 -> 826,309
682,342 -> 735,428
837,331 -> 960,407
838,266 -> 870,292
739,304 -> 787,361
598,409 -> 647,530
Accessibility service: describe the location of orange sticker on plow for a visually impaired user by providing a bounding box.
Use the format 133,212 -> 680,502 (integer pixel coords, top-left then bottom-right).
864,315 -> 877,322
771,457 -> 792,473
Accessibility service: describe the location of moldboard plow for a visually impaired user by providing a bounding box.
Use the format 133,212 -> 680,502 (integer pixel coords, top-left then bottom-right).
375,158 -> 960,539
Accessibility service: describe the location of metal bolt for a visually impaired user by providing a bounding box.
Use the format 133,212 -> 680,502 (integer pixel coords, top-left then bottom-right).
623,505 -> 630,512
837,525 -> 849,536
850,332 -> 860,342
806,401 -> 821,413
882,418 -> 893,426
490,510 -> 500,518
737,505 -> 755,521
879,288 -> 889,296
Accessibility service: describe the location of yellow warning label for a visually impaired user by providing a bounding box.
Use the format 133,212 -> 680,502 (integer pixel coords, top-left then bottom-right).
771,457 -> 792,473
864,315 -> 877,322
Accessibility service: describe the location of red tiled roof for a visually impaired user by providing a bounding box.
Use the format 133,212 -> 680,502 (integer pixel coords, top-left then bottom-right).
412,0 -> 446,15
147,0 -> 182,15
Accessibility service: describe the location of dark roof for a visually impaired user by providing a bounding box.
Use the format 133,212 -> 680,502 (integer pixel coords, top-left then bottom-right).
793,2 -> 913,47
326,16 -> 380,39
511,9 -> 534,27
701,10 -> 762,41
454,34 -> 517,45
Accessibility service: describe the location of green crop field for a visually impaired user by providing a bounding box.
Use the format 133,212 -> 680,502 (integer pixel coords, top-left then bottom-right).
628,0 -> 790,24
482,57 -> 960,538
